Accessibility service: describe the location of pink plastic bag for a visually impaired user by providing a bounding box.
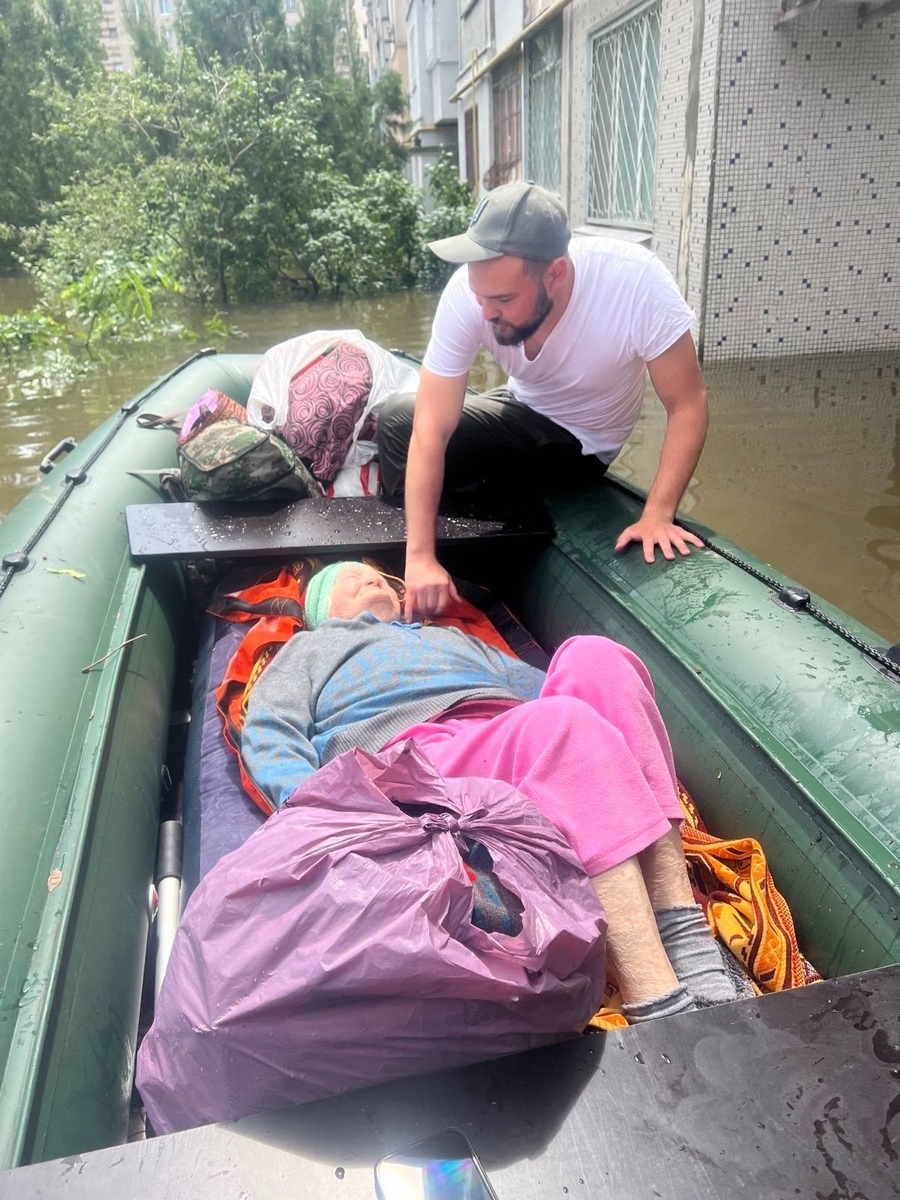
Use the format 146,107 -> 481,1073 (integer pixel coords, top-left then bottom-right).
278,340 -> 373,486
136,742 -> 606,1133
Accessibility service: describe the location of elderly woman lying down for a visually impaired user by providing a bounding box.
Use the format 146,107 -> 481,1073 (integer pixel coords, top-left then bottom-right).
242,561 -> 745,1025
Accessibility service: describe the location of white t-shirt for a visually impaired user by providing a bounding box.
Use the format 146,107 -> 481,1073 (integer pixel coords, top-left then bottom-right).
422,237 -> 696,462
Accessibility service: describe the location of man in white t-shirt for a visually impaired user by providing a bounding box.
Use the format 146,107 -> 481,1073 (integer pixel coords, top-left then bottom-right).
376,181 -> 709,618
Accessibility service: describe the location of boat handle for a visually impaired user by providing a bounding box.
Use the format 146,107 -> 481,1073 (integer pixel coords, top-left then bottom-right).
39,436 -> 77,474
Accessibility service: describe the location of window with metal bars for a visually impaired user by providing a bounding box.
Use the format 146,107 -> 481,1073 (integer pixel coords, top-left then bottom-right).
489,61 -> 522,188
587,1 -> 661,228
525,18 -> 562,192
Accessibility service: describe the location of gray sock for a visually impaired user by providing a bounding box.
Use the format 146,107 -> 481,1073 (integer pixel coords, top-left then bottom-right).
622,984 -> 696,1024
655,904 -> 739,1004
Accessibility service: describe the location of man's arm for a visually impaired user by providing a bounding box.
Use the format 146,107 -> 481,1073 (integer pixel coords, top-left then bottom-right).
615,330 -> 709,563
403,366 -> 468,618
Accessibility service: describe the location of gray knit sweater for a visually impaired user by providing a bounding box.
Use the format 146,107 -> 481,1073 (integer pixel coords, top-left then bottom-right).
242,613 -> 545,808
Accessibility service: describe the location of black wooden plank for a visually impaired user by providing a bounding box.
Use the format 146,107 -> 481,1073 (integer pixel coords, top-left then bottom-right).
3,965 -> 897,1198
126,498 -> 545,561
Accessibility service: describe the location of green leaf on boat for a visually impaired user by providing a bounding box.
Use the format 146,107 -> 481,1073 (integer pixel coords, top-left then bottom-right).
47,567 -> 86,581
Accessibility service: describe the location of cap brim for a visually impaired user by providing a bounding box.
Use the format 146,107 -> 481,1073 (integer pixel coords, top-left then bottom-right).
427,233 -> 503,263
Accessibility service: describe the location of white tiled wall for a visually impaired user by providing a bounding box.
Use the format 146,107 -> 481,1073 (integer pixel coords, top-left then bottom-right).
703,3 -> 900,359
566,0 -> 898,361
653,0 -> 721,326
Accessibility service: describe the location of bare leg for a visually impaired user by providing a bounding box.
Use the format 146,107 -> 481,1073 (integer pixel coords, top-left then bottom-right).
637,822 -> 742,1004
590,856 -> 680,1006
637,821 -> 695,911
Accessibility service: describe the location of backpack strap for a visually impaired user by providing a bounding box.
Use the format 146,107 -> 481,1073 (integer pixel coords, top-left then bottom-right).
135,410 -> 189,431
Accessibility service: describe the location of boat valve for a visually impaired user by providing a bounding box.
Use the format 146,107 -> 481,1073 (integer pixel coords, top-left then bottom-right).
2,551 -> 31,573
773,586 -> 810,611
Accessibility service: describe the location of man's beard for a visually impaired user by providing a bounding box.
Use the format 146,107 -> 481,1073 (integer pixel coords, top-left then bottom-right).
491,283 -> 554,346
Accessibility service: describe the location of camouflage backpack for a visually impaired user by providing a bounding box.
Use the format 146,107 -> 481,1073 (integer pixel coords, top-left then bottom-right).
178,419 -> 319,503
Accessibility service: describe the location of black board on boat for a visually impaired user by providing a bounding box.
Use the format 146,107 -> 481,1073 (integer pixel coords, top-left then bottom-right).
2,964 -> 898,1198
124,495 -> 547,560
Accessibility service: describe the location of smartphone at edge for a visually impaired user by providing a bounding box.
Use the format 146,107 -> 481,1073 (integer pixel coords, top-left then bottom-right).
374,1126 -> 499,1200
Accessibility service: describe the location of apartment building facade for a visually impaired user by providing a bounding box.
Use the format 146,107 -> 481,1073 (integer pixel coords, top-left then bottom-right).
376,0 -> 899,360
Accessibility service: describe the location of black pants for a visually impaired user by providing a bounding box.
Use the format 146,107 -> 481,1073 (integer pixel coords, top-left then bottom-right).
376,389 -> 608,522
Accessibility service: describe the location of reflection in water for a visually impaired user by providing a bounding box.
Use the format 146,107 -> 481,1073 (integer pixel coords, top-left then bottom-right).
0,287 -> 897,643
614,353 -> 900,642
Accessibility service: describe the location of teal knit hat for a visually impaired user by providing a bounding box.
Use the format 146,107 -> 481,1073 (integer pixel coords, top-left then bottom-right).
303,561 -> 358,630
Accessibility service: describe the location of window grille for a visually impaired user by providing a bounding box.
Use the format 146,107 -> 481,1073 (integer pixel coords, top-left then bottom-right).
489,61 -> 522,188
587,1 -> 661,227
525,18 -> 562,192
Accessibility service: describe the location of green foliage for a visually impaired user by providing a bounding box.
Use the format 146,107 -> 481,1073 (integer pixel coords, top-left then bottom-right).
415,153 -> 476,291
125,3 -> 169,78
1,0 -> 477,347
372,70 -> 409,161
359,170 -> 422,287
203,311 -> 234,341
0,309 -> 65,358
24,163 -> 173,295
174,0 -> 293,75
0,0 -> 103,269
25,49 -> 426,306
294,0 -> 406,181
58,252 -> 182,347
28,59 -> 334,305
427,149 -> 474,210
416,204 -> 473,291
142,63 -> 330,302
292,170 -> 422,295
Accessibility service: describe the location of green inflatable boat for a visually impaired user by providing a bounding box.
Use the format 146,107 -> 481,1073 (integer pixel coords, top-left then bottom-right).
0,348 -> 897,1195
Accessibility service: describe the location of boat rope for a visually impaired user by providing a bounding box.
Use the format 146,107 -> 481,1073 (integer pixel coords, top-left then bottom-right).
0,348 -> 218,601
689,529 -> 900,682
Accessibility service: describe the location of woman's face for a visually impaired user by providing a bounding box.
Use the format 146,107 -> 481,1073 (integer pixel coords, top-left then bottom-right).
328,564 -> 401,623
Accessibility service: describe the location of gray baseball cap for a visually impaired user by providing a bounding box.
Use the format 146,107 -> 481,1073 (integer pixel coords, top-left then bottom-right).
428,181 -> 570,263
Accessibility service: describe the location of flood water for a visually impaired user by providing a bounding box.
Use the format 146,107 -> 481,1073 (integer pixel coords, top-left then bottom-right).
1,276 -> 898,644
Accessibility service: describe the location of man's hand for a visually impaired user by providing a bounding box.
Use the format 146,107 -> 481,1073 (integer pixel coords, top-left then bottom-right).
615,517 -> 704,563
403,554 -> 461,620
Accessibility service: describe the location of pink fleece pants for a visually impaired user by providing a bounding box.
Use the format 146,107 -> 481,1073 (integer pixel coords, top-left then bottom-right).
386,636 -> 683,878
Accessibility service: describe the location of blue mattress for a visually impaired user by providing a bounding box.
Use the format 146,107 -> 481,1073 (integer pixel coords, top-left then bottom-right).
182,614 -> 266,895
